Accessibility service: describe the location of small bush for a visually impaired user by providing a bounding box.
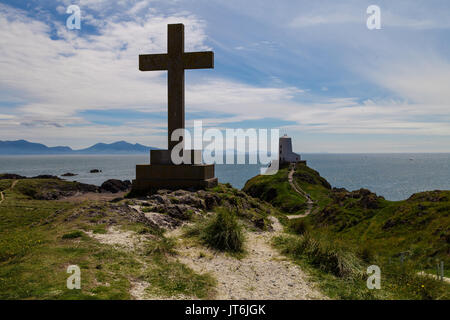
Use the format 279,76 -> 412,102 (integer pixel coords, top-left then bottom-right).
137,227 -> 152,234
62,231 -> 83,239
201,208 -> 244,252
289,219 -> 310,235
357,246 -> 376,264
146,237 -> 176,256
280,233 -> 363,278
92,225 -> 107,234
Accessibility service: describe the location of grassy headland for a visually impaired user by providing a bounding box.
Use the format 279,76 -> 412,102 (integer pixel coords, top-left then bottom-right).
0,167 -> 448,300
244,163 -> 450,299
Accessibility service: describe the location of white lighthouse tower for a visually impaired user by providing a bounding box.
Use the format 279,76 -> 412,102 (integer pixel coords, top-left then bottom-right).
279,134 -> 304,164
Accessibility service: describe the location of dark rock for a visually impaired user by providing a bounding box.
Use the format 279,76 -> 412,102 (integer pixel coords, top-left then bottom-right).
61,172 -> 77,177
165,204 -> 192,220
253,218 -> 265,229
100,179 -> 131,193
408,191 -> 448,202
204,193 -> 220,210
382,219 -> 401,230
332,187 -> 348,193
90,169 -> 102,173
0,173 -> 26,180
30,181 -> 99,200
358,193 -> 380,209
144,212 -> 181,229
149,194 -> 169,205
32,175 -> 60,179
177,194 -> 205,209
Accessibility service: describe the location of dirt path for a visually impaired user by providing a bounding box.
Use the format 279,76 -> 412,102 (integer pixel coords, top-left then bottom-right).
0,180 -> 18,205
417,271 -> 450,284
287,165 -> 314,219
167,216 -> 325,300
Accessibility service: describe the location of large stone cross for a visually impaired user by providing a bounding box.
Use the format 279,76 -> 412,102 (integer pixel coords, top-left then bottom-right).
139,23 -> 214,150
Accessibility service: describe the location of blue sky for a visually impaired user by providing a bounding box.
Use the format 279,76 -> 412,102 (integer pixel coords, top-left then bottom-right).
0,0 -> 449,152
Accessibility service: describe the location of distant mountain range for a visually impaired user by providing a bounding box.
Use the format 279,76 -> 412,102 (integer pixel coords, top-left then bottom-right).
0,140 -> 159,155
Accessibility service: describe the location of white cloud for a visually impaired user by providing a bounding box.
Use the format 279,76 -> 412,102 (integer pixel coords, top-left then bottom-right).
0,2 -> 449,152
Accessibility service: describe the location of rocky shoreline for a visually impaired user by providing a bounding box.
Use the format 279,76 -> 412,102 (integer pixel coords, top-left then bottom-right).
0,173 -> 131,200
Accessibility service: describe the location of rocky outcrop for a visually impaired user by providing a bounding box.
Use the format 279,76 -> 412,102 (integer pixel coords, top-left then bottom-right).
100,179 -> 131,193
0,173 -> 27,180
407,190 -> 448,203
64,202 -> 159,230
127,186 -> 275,230
33,182 -> 99,200
32,175 -> 61,180
61,172 -> 77,177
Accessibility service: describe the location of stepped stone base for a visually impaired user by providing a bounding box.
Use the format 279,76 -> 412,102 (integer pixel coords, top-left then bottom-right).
132,163 -> 218,191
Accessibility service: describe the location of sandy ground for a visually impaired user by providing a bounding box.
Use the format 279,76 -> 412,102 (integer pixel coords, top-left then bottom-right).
86,215 -> 325,300
0,180 -> 18,205
85,226 -> 145,251
166,216 -> 325,300
85,226 -> 193,300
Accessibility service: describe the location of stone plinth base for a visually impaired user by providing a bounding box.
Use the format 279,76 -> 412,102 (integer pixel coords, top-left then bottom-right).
151,149 -> 202,165
132,163 -> 218,191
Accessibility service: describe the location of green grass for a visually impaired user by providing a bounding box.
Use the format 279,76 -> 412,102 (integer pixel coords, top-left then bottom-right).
203,208 -> 244,252
143,237 -> 216,299
273,233 -> 450,300
293,164 -> 332,210
289,218 -> 310,235
243,167 -> 307,214
185,208 -> 245,253
245,163 -> 449,287
275,233 -> 363,278
62,231 -> 83,239
305,189 -> 450,267
0,180 -> 12,191
0,178 -> 216,299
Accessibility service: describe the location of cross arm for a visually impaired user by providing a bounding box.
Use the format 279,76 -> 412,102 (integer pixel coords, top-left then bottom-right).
139,54 -> 169,71
183,51 -> 214,69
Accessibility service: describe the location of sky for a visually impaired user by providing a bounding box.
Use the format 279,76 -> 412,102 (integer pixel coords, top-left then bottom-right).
0,0 -> 449,152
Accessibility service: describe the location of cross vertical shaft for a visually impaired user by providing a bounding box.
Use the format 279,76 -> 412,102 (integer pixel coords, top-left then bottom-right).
133,23 -> 218,191
167,24 -> 185,150
139,23 -> 214,151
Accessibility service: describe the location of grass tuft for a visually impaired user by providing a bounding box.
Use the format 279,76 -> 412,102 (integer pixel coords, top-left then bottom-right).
276,233 -> 363,278
201,208 -> 244,253
185,208 -> 245,253
289,218 -> 310,235
62,230 -> 83,239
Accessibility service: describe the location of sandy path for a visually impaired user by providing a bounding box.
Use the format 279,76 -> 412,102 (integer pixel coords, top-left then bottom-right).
167,216 -> 325,300
85,214 -> 325,300
417,271 -> 450,284
287,166 -> 315,219
0,180 -> 18,205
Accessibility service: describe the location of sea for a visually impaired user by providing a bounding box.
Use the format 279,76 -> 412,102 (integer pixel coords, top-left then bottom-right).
0,153 -> 449,201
